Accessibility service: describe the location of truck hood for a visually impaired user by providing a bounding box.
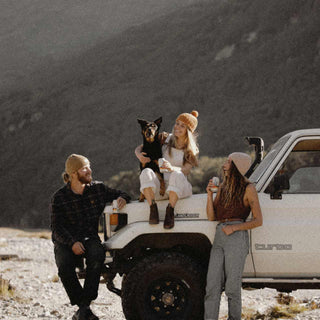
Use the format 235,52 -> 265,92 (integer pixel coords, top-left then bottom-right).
104,193 -> 210,224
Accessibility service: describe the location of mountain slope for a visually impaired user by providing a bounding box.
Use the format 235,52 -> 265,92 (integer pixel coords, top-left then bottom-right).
0,0 -> 199,89
1,0 -> 320,227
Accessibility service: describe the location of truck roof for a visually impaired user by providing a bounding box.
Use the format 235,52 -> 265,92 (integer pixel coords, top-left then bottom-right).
282,128 -> 320,141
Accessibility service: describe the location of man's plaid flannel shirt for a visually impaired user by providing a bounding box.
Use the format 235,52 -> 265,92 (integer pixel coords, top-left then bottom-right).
50,181 -> 130,247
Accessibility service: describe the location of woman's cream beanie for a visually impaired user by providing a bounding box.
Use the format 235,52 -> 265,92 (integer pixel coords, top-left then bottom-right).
229,152 -> 252,176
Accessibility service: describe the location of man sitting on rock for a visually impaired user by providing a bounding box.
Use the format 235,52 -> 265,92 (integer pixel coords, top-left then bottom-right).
50,154 -> 130,320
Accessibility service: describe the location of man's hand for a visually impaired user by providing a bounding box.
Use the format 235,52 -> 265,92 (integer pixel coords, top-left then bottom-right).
72,241 -> 85,255
117,197 -> 127,210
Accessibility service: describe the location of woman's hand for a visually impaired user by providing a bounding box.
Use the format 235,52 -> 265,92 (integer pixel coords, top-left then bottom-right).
161,159 -> 173,172
206,179 -> 216,221
222,225 -> 234,236
139,152 -> 151,165
181,162 -> 193,175
206,179 -> 214,194
135,145 -> 151,164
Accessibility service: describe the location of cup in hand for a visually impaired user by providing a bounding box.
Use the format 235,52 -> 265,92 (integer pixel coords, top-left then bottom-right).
210,177 -> 220,192
158,158 -> 169,173
112,199 -> 118,213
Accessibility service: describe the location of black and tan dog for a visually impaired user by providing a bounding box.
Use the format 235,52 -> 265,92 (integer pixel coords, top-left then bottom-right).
137,117 -> 166,202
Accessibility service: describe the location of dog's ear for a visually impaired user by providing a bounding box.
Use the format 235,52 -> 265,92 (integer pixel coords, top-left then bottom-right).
137,119 -> 148,128
154,117 -> 162,126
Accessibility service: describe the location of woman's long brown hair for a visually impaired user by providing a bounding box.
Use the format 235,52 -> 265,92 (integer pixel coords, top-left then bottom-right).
219,161 -> 250,207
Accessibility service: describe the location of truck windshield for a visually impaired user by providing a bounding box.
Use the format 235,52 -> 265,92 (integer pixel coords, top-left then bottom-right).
249,134 -> 291,183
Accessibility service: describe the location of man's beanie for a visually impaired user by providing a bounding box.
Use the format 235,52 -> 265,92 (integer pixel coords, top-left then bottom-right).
229,152 -> 252,176
176,110 -> 199,133
62,154 -> 90,183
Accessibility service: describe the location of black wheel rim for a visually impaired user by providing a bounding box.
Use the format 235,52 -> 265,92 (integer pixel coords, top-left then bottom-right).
144,276 -> 190,318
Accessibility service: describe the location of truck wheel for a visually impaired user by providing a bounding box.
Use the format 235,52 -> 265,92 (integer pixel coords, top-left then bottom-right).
121,251 -> 205,320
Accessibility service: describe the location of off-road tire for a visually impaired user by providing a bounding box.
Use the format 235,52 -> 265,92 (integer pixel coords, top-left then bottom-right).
121,251 -> 205,320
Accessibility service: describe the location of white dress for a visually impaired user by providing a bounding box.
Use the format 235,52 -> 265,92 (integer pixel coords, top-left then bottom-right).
139,134 -> 193,200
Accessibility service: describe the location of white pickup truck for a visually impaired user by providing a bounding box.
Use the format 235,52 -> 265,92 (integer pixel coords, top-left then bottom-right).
100,129 -> 320,320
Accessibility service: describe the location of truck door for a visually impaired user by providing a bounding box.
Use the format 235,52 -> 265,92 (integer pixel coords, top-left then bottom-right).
251,138 -> 320,277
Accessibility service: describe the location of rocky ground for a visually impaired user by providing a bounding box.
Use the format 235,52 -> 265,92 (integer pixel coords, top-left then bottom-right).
1,228 -> 320,320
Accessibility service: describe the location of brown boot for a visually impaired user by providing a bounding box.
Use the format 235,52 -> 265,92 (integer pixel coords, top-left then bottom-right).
149,201 -> 159,224
164,204 -> 174,229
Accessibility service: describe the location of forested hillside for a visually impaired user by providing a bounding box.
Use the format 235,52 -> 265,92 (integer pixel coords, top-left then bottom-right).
1,0 -> 320,226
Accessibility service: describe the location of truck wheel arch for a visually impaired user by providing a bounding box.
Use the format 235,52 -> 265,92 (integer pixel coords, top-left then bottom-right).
118,232 -> 211,266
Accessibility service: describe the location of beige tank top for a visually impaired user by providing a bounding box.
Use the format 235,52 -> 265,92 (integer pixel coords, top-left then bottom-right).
162,134 -> 184,181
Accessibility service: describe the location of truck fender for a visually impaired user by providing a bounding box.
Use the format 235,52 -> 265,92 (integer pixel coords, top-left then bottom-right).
103,220 -> 216,250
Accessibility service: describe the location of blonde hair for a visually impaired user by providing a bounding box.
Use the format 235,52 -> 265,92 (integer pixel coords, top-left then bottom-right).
167,127 -> 199,166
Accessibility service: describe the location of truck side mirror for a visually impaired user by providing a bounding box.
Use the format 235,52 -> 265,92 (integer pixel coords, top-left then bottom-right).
269,174 -> 290,200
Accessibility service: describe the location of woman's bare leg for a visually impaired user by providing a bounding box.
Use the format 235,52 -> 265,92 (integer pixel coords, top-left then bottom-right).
169,191 -> 178,208
143,187 -> 155,205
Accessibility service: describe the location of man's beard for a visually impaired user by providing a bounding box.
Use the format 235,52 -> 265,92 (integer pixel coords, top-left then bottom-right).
77,172 -> 92,184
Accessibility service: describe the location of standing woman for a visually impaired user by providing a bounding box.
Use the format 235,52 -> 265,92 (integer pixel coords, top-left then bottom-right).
204,152 -> 263,320
135,111 -> 199,229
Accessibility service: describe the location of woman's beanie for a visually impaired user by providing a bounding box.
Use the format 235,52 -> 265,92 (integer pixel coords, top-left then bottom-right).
62,154 -> 90,183
176,110 -> 199,132
229,152 -> 252,176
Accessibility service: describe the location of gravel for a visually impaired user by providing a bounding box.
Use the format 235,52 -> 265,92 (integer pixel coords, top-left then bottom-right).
1,228 -> 320,319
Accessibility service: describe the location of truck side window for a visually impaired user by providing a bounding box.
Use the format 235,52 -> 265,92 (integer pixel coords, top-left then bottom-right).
266,139 -> 320,194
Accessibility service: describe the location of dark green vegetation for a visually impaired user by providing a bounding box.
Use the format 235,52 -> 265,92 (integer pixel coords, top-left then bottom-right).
106,156 -> 225,201
1,0 -> 320,227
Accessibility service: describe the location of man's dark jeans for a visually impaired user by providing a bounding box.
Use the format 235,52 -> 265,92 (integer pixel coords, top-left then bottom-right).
54,238 -> 105,306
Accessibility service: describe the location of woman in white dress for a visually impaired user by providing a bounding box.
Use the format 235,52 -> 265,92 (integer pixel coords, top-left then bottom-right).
135,111 -> 199,229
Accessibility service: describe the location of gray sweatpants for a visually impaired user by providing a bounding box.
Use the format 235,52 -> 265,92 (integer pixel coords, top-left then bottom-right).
204,221 -> 249,320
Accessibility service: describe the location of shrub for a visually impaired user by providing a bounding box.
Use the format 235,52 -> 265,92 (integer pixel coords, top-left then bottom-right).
106,155 -> 226,200
0,277 -> 15,299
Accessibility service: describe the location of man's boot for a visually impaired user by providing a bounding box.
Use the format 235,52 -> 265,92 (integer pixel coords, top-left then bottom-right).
164,204 -> 174,229
72,305 -> 87,320
86,306 -> 99,320
72,305 -> 99,320
72,309 -> 80,320
149,201 -> 159,224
